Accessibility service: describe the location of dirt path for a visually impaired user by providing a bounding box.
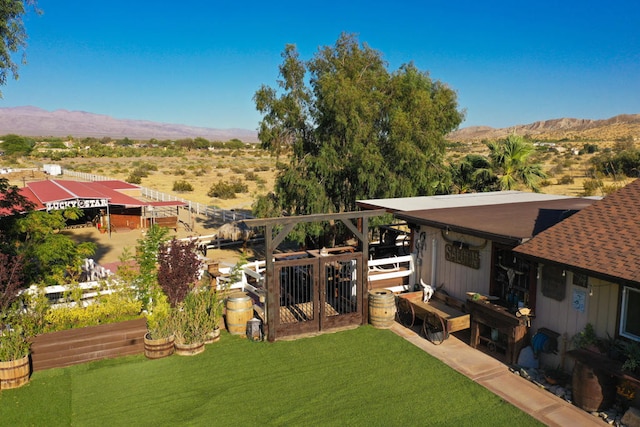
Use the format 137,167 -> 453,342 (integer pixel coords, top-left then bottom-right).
64,208 -> 263,271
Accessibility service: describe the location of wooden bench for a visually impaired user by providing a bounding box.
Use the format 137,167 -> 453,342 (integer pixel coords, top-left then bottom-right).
396,290 -> 470,344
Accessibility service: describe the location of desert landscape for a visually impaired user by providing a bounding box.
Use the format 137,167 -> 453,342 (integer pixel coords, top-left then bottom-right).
2,112 -> 638,269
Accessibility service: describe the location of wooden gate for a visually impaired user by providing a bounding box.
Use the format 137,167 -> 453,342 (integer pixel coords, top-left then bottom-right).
240,209 -> 386,341
274,252 -> 364,338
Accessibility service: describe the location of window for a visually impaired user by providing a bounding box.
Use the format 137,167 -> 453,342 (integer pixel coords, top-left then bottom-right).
620,286 -> 640,341
540,264 -> 566,301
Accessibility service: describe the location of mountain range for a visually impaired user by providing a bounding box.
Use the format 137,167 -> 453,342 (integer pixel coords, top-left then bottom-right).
0,106 -> 638,143
0,106 -> 259,142
448,114 -> 640,142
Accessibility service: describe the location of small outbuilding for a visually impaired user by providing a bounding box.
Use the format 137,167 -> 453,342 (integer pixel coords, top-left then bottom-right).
12,179 -> 185,231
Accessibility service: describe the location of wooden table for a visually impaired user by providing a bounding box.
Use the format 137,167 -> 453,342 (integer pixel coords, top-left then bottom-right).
467,299 -> 529,364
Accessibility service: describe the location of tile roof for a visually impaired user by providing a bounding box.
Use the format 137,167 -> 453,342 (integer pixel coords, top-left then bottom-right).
514,179 -> 640,284
395,198 -> 597,246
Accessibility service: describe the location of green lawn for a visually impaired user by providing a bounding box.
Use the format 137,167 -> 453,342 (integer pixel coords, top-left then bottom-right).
0,326 -> 541,426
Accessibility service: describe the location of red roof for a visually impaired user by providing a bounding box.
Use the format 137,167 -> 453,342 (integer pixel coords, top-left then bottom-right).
0,186 -> 44,215
1,179 -> 185,216
94,180 -> 141,191
514,179 -> 640,284
20,187 -> 45,210
25,179 -> 145,207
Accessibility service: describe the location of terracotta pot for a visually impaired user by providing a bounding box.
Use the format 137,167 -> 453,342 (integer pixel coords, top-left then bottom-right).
0,354 -> 31,389
143,333 -> 175,359
174,341 -> 205,356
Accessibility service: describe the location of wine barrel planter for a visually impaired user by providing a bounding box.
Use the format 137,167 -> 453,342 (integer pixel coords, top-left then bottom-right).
226,292 -> 253,336
368,289 -> 396,329
204,328 -> 221,344
174,341 -> 205,356
143,334 -> 175,359
0,354 -> 31,390
572,359 -> 616,412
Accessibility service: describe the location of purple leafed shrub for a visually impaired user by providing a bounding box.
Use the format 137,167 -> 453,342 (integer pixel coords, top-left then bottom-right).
0,252 -> 25,313
157,238 -> 201,307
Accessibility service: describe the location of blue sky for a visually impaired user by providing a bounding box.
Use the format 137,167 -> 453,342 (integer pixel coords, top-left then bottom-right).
1,0 -> 639,131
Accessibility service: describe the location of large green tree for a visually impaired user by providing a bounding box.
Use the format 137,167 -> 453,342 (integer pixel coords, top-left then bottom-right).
254,33 -> 464,241
0,0 -> 38,96
0,133 -> 35,155
14,208 -> 96,286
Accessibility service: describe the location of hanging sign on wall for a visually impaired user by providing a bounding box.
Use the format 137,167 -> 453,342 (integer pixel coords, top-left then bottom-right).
445,243 -> 480,269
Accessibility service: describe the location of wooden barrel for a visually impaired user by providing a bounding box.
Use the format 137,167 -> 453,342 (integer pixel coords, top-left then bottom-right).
204,328 -> 221,344
174,341 -> 205,356
369,290 -> 396,329
0,355 -> 31,390
144,333 -> 175,359
572,359 -> 616,412
226,292 -> 254,336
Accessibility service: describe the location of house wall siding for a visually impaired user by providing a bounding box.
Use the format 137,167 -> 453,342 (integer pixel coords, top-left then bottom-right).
586,277 -> 619,339
418,226 -> 492,300
532,273 -> 618,369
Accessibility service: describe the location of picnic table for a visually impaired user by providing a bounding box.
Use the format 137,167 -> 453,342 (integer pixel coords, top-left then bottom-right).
396,290 -> 470,344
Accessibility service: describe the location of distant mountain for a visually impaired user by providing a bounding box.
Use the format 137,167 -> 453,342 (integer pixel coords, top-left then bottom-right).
0,106 -> 259,142
2,106 -> 637,144
448,114 -> 640,142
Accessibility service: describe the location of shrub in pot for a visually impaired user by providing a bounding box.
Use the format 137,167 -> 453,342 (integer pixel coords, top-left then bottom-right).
0,322 -> 32,389
202,285 -> 225,344
144,295 -> 175,359
621,340 -> 640,376
572,323 -> 602,352
173,290 -> 209,356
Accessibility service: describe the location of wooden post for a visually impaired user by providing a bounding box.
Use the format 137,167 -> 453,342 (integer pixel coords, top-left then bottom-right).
265,224 -> 275,342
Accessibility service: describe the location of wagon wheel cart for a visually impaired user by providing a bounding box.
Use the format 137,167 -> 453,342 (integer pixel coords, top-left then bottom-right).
421,312 -> 448,345
395,291 -> 470,345
395,296 -> 415,328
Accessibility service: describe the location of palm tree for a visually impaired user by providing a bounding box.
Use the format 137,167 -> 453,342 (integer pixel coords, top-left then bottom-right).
487,135 -> 547,192
449,154 -> 498,193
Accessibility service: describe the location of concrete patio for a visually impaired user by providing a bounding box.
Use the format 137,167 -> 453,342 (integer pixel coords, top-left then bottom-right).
390,322 -> 604,426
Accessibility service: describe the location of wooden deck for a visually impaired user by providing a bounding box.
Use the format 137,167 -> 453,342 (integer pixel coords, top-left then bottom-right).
280,302 -> 340,324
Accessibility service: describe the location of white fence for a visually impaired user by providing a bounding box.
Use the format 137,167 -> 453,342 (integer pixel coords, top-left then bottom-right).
59,169 -> 253,222
23,254 -> 415,310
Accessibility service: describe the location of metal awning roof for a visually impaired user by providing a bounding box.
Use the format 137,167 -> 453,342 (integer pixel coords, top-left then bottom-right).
357,191 -> 576,213
394,198 -> 598,246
